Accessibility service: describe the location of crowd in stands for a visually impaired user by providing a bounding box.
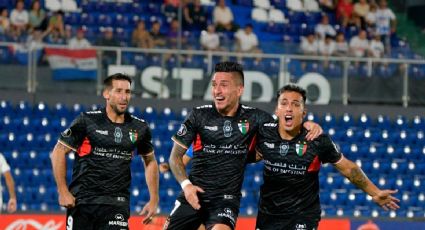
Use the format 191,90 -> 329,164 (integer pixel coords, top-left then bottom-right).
0,0 -> 406,62
300,0 -> 395,58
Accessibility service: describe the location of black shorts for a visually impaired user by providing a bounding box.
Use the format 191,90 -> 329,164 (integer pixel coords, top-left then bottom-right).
164,194 -> 240,230
255,210 -> 319,230
66,204 -> 130,230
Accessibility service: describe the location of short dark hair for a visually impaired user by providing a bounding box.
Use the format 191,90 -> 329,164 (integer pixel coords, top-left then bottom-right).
103,73 -> 132,90
276,84 -> 307,104
214,61 -> 244,86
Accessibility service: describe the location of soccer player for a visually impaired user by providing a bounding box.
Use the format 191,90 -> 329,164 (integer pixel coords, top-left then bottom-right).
255,84 -> 400,230
0,152 -> 17,213
164,62 -> 322,230
51,73 -> 159,229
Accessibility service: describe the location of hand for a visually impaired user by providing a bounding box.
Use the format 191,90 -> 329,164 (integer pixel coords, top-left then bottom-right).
183,184 -> 204,210
303,121 -> 323,141
140,199 -> 158,224
7,198 -> 17,213
159,163 -> 170,173
58,189 -> 76,209
372,189 -> 400,211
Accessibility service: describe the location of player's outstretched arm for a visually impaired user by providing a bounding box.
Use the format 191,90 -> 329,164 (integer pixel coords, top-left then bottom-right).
51,141 -> 75,209
303,121 -> 323,141
4,170 -> 17,213
334,156 -> 400,211
140,152 -> 159,224
169,142 -> 204,210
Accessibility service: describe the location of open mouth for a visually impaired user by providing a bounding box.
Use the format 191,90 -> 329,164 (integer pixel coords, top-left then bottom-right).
284,115 -> 293,126
215,96 -> 225,102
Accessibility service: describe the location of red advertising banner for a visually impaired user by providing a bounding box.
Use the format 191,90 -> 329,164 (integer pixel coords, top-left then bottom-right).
0,214 -> 350,230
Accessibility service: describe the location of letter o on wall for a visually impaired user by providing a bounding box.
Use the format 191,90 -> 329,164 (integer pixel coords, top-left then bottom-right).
297,73 -> 331,104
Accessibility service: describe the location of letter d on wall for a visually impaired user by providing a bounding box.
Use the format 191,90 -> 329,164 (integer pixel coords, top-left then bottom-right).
297,73 -> 331,104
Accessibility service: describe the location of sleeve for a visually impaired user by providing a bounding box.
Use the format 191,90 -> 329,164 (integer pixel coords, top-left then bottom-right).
0,154 -> 11,174
316,135 -> 342,164
185,145 -> 194,158
58,114 -> 87,151
172,109 -> 197,149
136,125 -> 154,156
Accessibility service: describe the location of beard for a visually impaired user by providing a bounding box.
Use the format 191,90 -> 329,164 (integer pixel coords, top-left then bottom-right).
111,103 -> 127,115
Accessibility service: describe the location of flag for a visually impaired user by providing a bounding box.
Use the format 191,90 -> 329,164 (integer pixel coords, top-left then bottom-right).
9,44 -> 43,65
45,48 -> 97,80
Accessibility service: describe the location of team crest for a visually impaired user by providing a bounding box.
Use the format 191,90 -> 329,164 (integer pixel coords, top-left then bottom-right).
223,120 -> 232,137
129,130 -> 138,143
238,120 -> 249,135
114,127 -> 123,143
295,141 -> 307,157
279,143 -> 289,156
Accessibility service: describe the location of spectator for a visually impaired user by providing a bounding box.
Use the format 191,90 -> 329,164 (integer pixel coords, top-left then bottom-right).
46,10 -> 65,40
26,28 -> 45,50
337,0 -> 361,28
28,0 -> 46,30
96,27 -> 120,65
132,20 -> 154,48
200,24 -> 220,51
10,0 -> 29,36
334,32 -> 349,56
183,0 -> 207,31
365,4 -> 378,29
96,27 -> 119,47
315,14 -> 336,39
349,30 -> 369,57
213,0 -> 237,32
163,0 -> 181,18
149,20 -> 166,48
319,0 -> 336,13
319,34 -> 336,56
375,0 -> 396,51
0,152 -> 17,213
167,18 -> 187,48
353,0 -> 370,28
235,24 -> 261,52
369,34 -> 385,58
68,28 -> 91,49
0,8 -> 10,34
300,33 -> 319,55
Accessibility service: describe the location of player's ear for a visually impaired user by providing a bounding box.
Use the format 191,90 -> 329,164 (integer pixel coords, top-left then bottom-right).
103,88 -> 110,100
303,106 -> 307,118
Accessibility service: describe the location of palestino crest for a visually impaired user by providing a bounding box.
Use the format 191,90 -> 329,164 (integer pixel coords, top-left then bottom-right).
295,141 -> 307,157
238,120 -> 249,135
129,130 -> 138,143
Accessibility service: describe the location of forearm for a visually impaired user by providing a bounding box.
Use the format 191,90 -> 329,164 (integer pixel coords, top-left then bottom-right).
144,155 -> 159,202
4,173 -> 16,200
339,161 -> 380,196
51,142 -> 70,193
169,143 -> 188,183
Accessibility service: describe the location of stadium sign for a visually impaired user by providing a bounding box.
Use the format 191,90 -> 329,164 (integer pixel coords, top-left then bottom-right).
109,66 -> 332,104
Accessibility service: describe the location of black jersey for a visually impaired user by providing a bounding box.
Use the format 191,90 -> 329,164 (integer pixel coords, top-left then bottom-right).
59,108 -> 154,206
172,104 -> 273,199
257,121 -> 342,217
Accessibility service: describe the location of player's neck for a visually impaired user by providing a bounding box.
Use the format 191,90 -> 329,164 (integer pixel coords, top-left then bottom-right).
218,103 -> 239,117
106,106 -> 125,123
278,124 -> 301,141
